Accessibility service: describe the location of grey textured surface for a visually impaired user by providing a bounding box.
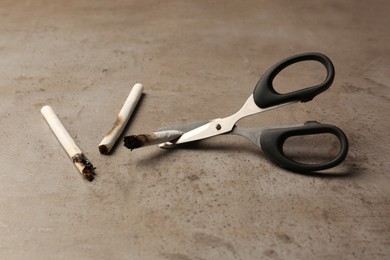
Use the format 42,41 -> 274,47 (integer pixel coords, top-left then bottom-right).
0,1 -> 389,259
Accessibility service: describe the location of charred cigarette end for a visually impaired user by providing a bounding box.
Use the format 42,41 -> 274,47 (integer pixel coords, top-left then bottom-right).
98,116 -> 124,155
124,134 -> 151,150
82,167 -> 95,182
72,153 -> 96,181
98,144 -> 109,155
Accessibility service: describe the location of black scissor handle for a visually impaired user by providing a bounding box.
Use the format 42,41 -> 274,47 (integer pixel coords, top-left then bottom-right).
253,52 -> 335,109
260,121 -> 348,173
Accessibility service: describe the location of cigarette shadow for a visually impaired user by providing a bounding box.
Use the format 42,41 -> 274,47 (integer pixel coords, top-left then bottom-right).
134,139 -> 363,178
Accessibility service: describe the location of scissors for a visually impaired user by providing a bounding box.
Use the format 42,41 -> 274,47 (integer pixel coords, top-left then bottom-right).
133,53 -> 349,173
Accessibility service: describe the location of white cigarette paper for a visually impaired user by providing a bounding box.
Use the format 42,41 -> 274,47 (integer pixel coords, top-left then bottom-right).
99,83 -> 144,154
123,130 -> 184,150
144,130 -> 184,146
41,105 -> 95,181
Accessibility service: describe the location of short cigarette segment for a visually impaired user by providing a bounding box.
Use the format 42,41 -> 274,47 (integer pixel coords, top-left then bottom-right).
124,130 -> 183,150
99,83 -> 144,154
41,105 -> 96,181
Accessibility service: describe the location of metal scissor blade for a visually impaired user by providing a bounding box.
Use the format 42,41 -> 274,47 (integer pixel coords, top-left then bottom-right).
157,121 -> 209,133
163,95 -> 266,145
174,118 -> 234,144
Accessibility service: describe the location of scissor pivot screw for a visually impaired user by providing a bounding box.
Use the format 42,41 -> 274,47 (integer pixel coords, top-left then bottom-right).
216,124 -> 221,130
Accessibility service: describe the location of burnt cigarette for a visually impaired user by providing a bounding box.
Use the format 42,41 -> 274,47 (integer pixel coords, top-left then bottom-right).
41,105 -> 96,181
99,83 -> 143,154
124,130 -> 183,150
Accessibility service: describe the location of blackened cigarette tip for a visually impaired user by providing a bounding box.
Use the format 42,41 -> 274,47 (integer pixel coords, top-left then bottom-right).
72,153 -> 96,181
98,144 -> 109,155
83,167 -> 96,182
124,135 -> 145,150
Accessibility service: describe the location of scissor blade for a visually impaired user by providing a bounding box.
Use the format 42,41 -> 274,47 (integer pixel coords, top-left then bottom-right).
161,95 -> 266,145
157,121 -> 209,133
174,118 -> 234,144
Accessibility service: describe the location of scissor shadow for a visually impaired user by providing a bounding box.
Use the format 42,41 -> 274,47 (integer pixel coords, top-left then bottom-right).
291,164 -> 363,178
134,140 -> 241,165
135,139 -> 363,179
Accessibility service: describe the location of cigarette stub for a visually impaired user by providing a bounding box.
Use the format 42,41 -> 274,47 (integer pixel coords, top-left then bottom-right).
98,83 -> 143,154
41,105 -> 96,181
124,130 -> 183,150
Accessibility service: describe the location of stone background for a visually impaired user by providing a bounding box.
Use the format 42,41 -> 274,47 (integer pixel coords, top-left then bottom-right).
0,1 -> 389,259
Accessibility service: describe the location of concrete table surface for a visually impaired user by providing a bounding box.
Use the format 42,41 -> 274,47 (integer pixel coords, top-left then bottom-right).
0,1 -> 389,259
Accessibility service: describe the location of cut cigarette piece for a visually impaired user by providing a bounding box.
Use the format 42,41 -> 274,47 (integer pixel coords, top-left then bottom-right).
41,105 -> 96,181
99,83 -> 144,154
124,130 -> 183,150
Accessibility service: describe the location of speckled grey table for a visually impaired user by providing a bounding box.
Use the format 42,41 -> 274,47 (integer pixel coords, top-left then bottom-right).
0,1 -> 389,259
